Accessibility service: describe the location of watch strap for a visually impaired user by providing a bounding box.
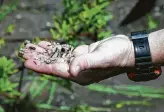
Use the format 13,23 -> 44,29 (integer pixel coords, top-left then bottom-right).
127,31 -> 161,81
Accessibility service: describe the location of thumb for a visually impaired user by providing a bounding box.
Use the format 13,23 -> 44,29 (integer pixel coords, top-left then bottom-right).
70,52 -> 102,76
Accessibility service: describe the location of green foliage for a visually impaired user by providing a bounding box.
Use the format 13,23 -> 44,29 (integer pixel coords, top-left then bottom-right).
0,106 -> 5,112
30,79 -> 49,99
0,38 -> 5,48
4,24 -> 16,35
115,100 -> 151,109
40,75 -> 72,91
87,84 -> 164,98
47,82 -> 56,105
70,104 -> 93,112
28,75 -> 72,99
32,37 -> 41,44
0,56 -> 19,111
50,0 -> 113,44
0,57 -> 19,98
37,104 -> 112,112
37,103 -> 56,110
147,15 -> 158,30
27,74 -> 72,110
58,104 -> 112,112
0,1 -> 18,21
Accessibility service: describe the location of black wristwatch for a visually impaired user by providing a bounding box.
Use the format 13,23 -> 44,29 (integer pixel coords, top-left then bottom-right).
127,31 -> 162,82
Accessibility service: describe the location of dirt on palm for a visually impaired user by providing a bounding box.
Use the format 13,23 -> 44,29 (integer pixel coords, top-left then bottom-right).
19,40 -> 75,64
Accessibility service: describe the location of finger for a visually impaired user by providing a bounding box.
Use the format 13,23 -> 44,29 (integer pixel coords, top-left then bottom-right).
38,41 -> 52,50
24,59 -> 71,78
23,49 -> 38,60
70,51 -> 103,76
73,45 -> 89,56
22,43 -> 47,60
25,43 -> 46,53
88,41 -> 100,52
115,34 -> 129,39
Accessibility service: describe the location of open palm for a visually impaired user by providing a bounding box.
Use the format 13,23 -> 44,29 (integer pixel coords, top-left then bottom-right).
21,35 -> 134,85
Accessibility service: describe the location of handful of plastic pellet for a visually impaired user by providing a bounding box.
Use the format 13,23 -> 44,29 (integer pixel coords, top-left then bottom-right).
19,40 -> 75,64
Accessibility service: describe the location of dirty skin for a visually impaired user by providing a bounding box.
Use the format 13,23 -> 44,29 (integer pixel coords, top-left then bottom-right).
18,40 -> 75,65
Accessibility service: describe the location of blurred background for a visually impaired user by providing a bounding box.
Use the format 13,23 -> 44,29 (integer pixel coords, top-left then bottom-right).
0,0 -> 164,112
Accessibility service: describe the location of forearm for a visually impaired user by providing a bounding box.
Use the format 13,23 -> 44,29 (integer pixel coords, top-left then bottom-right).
149,29 -> 164,65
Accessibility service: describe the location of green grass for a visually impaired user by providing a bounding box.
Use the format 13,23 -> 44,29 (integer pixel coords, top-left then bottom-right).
87,84 -> 164,99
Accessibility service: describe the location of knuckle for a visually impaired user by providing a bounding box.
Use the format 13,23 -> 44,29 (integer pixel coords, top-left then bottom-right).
89,42 -> 99,52
75,55 -> 90,69
83,56 -> 90,69
115,34 -> 128,39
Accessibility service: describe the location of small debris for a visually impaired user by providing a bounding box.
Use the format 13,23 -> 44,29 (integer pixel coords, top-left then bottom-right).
16,14 -> 22,20
33,61 -> 37,65
29,46 -> 36,50
18,48 -> 24,57
47,44 -> 51,47
46,22 -> 52,27
24,40 -> 31,45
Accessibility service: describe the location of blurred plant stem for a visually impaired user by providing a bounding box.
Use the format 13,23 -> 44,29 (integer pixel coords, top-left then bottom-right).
88,84 -> 164,99
17,63 -> 24,92
37,104 -> 112,112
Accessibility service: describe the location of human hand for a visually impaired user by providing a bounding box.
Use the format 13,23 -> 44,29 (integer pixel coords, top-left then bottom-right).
20,35 -> 135,85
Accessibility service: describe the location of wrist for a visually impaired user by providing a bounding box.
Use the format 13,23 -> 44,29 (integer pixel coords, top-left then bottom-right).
148,29 -> 164,65
126,31 -> 162,81
127,29 -> 163,67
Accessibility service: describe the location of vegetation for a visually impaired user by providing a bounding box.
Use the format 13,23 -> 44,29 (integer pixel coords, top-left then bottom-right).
0,0 -> 18,22
50,0 -> 113,46
147,14 -> 158,30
